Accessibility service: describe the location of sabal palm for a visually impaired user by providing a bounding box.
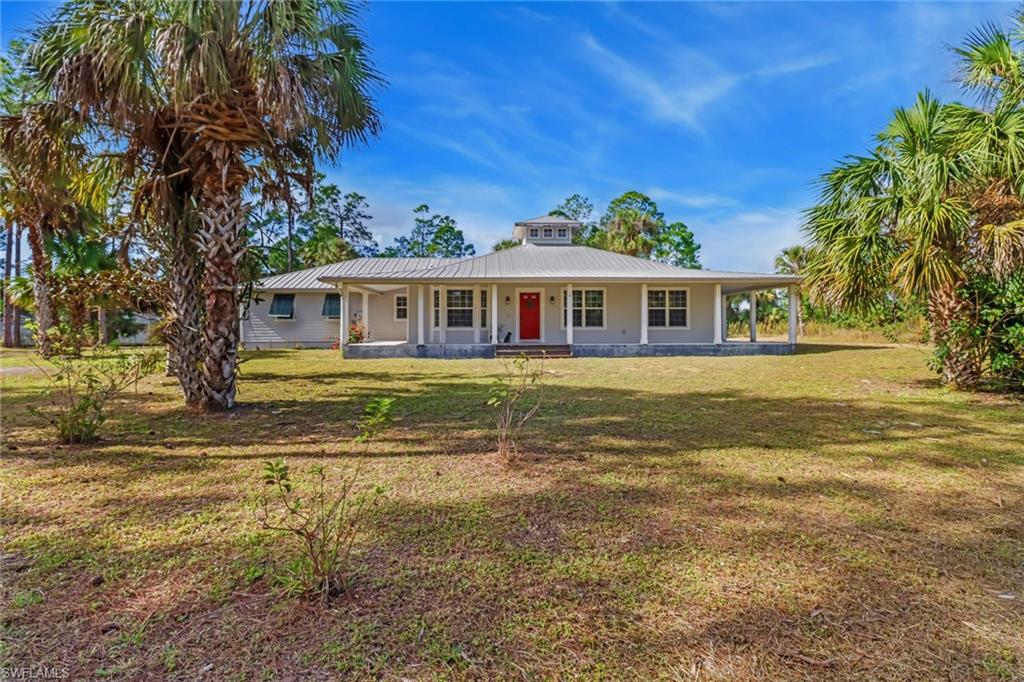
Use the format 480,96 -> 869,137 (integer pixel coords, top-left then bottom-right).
34,0 -> 382,409
774,245 -> 808,334
604,208 -> 661,257
805,13 -> 1024,388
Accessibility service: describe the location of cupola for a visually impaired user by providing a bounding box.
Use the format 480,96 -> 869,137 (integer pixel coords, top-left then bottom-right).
512,215 -> 581,245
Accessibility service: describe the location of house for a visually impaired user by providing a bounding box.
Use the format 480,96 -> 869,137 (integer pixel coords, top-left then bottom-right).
244,215 -> 802,358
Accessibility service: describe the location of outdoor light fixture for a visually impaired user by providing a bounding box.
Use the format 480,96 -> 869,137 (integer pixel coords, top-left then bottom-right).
549,295 -> 556,304
505,296 -> 511,305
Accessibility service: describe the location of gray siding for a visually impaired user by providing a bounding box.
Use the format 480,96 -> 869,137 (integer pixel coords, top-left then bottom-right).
243,291 -> 343,348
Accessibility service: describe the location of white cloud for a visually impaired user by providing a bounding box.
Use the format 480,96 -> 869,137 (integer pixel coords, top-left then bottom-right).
691,207 -> 806,272
647,187 -> 735,209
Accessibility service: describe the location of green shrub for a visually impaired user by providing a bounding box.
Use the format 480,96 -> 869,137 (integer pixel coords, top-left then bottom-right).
255,397 -> 393,603
33,347 -> 161,443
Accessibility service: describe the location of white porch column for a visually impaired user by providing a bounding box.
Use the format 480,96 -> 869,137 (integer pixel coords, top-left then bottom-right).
362,290 -> 369,339
439,285 -> 447,344
342,285 -> 350,346
490,284 -> 498,344
566,283 -> 574,345
713,283 -> 723,344
722,294 -> 729,341
417,285 -> 425,345
473,285 -> 481,344
749,291 -> 757,342
788,285 -> 798,344
338,285 -> 346,348
640,283 -> 648,345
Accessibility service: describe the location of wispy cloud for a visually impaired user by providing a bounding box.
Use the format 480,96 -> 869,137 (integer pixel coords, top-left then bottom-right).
647,187 -> 735,209
691,207 -> 805,272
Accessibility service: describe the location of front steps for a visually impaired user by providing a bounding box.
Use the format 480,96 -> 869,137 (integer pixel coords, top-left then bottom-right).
495,343 -> 573,359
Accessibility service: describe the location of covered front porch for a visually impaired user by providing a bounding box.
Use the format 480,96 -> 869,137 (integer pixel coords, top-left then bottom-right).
337,280 -> 799,359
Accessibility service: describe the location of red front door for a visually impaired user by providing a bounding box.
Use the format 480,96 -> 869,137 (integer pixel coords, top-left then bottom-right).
519,292 -> 541,340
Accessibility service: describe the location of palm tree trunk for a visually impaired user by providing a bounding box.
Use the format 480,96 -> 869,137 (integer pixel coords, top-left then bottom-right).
97,308 -> 109,345
3,220 -> 13,348
165,222 -> 205,406
26,222 -> 54,357
928,285 -> 981,389
13,225 -> 21,347
196,144 -> 248,410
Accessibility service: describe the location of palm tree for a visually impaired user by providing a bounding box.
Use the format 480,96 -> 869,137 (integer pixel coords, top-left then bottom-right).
804,12 -> 1024,388
603,208 -> 661,257
774,245 -> 808,334
33,0 -> 382,409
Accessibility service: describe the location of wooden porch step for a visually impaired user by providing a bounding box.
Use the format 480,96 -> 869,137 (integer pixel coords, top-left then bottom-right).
495,344 -> 573,359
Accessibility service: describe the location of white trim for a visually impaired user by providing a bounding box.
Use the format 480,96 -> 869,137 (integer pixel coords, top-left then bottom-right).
788,286 -> 798,344
417,285 -> 424,345
565,283 -> 573,345
713,283 -> 723,344
514,287 -> 546,342
342,285 -> 350,346
393,292 -> 409,323
749,291 -> 757,342
640,283 -> 648,345
439,285 -> 447,344
490,284 -> 498,344
558,286 -> 607,331
645,286 -> 691,330
338,284 -> 345,348
431,286 -> 440,331
362,291 -> 369,338
473,285 -> 481,343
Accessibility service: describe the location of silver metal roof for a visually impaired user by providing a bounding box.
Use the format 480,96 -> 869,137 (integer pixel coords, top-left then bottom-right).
316,244 -> 801,286
514,214 -> 582,226
255,257 -> 461,291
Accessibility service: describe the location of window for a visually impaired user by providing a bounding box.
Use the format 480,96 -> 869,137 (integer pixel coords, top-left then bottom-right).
321,293 -> 340,318
394,294 -> 408,321
543,227 -> 553,238
480,289 -> 488,328
446,289 -> 473,328
562,288 -> 604,328
557,227 -> 568,239
433,288 -> 440,328
647,288 -> 688,327
528,227 -> 539,238
269,294 -> 295,319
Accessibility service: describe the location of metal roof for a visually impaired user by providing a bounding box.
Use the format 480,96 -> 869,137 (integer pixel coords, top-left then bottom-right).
255,257 -> 461,291
316,244 -> 801,285
514,214 -> 582,226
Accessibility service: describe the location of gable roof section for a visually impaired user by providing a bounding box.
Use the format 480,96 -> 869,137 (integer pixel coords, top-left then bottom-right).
256,257 -> 461,291
317,244 -> 801,284
514,214 -> 581,226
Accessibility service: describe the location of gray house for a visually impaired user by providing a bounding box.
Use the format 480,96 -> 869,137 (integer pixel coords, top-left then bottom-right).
244,215 -> 802,358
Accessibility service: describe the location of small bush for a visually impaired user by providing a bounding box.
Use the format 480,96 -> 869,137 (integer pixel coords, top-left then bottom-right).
487,354 -> 545,462
347,323 -> 367,344
255,397 -> 394,602
33,347 -> 161,443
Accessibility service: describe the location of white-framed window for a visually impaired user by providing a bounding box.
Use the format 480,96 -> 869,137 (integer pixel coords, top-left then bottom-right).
557,227 -> 568,239
561,288 -> 605,329
432,288 -> 440,328
528,227 -> 539,238
394,294 -> 408,321
647,288 -> 689,328
269,293 -> 295,319
480,289 -> 488,328
543,227 -> 553,238
446,289 -> 473,328
321,293 -> 340,319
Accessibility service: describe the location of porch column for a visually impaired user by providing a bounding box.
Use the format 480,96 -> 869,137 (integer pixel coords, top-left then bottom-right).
713,283 -> 723,344
490,284 -> 498,344
342,285 -> 350,346
473,285 -> 481,344
566,283 -> 574,345
338,284 -> 346,349
439,285 -> 447,344
722,294 -> 729,341
788,286 -> 798,344
417,285 -> 425,345
640,283 -> 648,345
362,290 -> 369,339
749,291 -> 757,342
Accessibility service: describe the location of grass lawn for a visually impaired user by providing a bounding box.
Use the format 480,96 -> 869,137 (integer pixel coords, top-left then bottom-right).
1,343 -> 1022,680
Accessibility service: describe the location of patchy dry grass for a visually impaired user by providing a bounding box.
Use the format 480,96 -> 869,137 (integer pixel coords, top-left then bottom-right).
1,344 -> 1022,680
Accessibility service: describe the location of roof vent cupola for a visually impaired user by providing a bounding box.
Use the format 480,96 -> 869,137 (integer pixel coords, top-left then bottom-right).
513,215 -> 580,245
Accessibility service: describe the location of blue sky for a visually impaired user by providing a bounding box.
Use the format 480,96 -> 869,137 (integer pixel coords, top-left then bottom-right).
0,1 -> 1016,271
